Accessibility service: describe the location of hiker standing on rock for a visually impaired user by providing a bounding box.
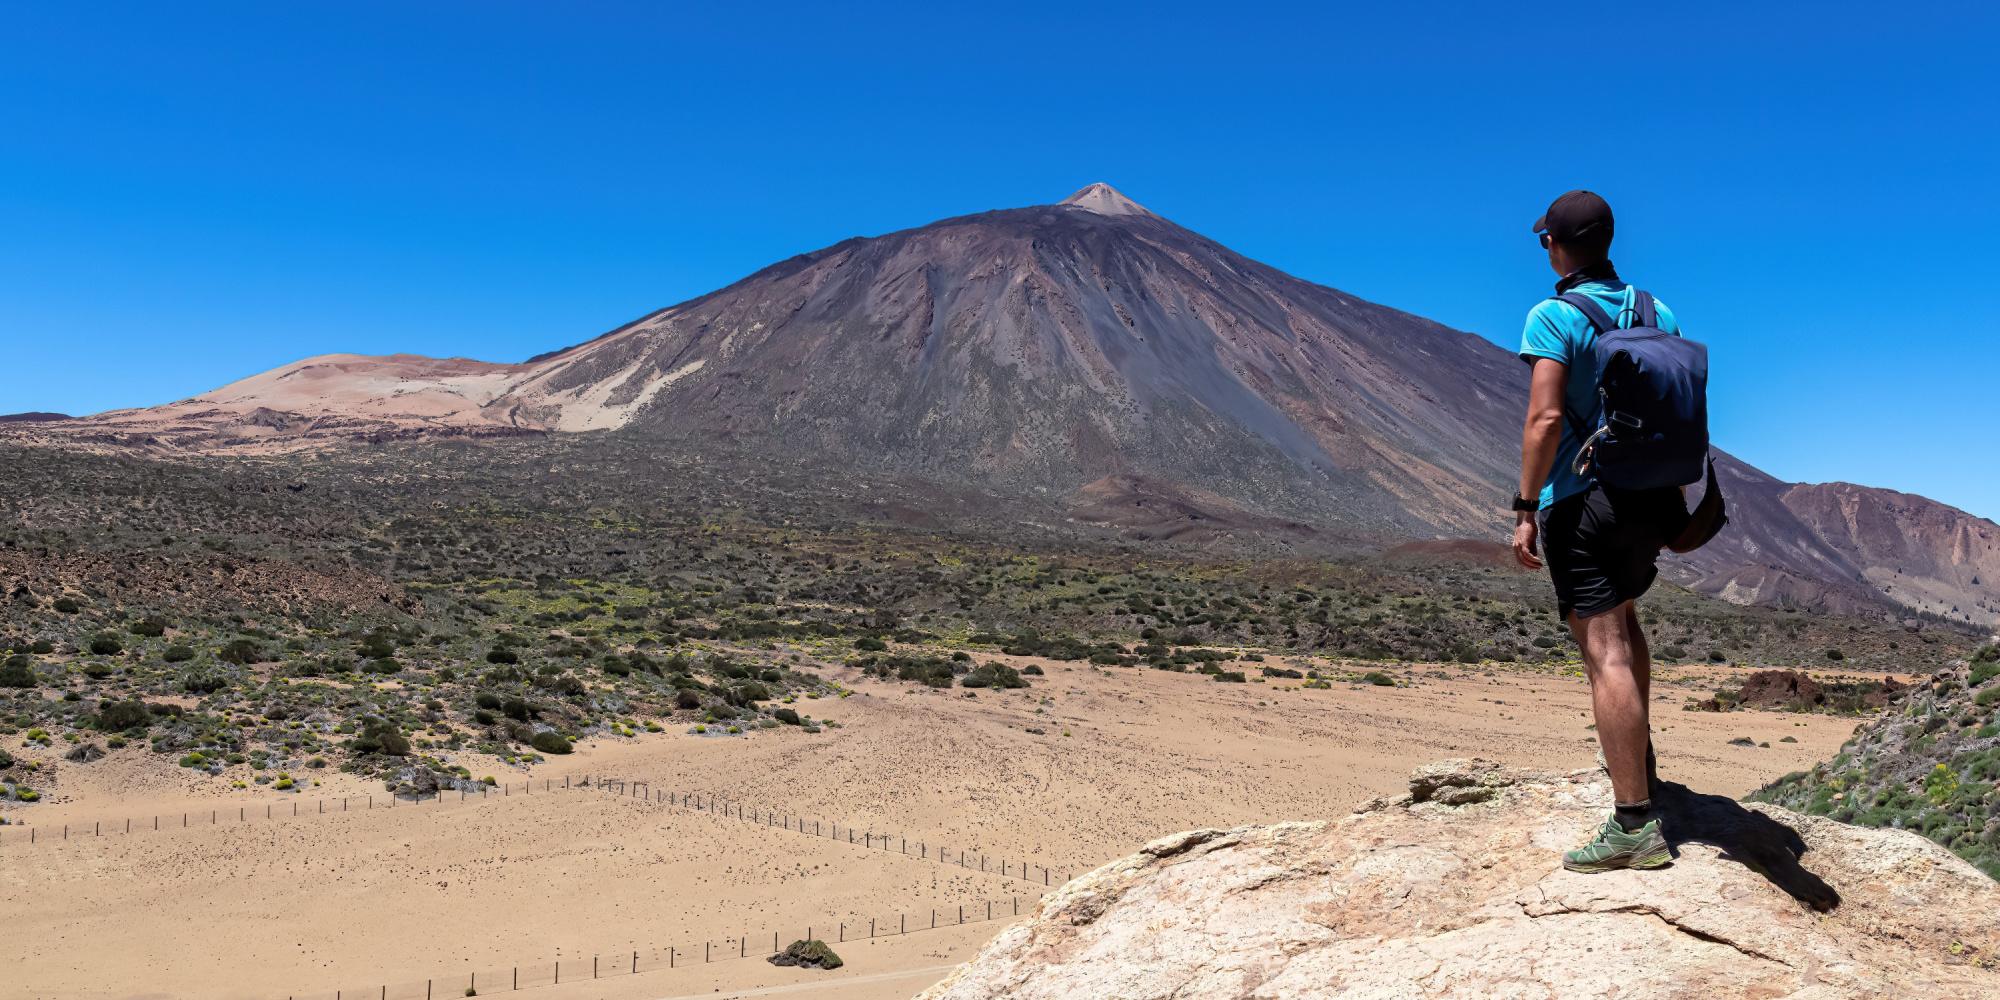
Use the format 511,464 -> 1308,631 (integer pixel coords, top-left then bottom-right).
1510,190 -> 1724,873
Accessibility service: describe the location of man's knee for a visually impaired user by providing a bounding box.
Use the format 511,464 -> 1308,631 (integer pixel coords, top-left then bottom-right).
1573,602 -> 1638,669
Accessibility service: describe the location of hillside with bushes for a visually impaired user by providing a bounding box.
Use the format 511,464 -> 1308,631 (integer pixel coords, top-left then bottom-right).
1756,642 -> 2000,877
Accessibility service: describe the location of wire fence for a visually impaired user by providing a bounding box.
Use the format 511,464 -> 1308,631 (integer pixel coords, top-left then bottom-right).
263,779 -> 1077,1000
0,774 -> 600,846
279,891 -> 1039,1000
602,777 -> 1079,889
7,772 -> 1083,999
0,775 -> 1082,890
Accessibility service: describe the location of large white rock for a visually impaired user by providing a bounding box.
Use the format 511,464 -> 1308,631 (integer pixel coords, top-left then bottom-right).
919,761 -> 2000,999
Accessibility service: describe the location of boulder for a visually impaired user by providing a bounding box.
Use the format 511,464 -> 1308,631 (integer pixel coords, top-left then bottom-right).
64,742 -> 106,763
918,761 -> 1999,1000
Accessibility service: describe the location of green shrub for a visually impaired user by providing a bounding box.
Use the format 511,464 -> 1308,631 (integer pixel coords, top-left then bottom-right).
217,639 -> 265,665
96,700 -> 150,731
1212,670 -> 1247,683
0,657 -> 36,688
180,669 -> 228,694
531,731 -> 573,755
130,618 -> 167,638
485,647 -> 518,664
854,637 -> 888,652
1825,649 -> 1845,662
1362,671 -> 1397,687
52,597 -> 80,614
163,645 -> 196,663
769,939 -> 843,970
773,708 -> 802,725
962,663 -> 1028,689
350,719 -> 411,756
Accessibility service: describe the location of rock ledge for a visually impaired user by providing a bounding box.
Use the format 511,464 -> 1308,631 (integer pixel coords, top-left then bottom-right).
918,760 -> 1998,999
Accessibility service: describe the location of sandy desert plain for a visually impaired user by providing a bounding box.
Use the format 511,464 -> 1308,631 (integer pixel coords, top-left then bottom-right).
3,643 -> 1876,1000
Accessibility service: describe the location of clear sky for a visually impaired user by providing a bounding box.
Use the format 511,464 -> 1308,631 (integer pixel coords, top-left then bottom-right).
4,3 -> 1996,520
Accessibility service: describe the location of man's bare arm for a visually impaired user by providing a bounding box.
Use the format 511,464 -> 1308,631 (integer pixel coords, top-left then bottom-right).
1513,358 -> 1567,568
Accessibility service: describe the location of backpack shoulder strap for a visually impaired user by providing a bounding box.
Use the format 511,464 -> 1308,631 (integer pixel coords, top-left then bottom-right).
1550,292 -> 1615,443
1632,289 -> 1658,328
1554,292 -> 1620,334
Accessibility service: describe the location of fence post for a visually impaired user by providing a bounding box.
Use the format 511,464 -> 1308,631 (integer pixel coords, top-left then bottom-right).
670,948 -> 675,969
593,955 -> 598,979
931,910 -> 936,929
632,950 -> 637,973
901,914 -> 906,934
555,961 -> 559,984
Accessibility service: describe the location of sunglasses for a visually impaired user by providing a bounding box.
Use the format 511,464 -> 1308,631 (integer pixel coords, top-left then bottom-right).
1538,232 -> 1554,249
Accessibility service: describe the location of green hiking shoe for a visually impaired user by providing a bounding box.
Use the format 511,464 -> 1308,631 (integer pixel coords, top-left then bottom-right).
1563,815 -> 1670,873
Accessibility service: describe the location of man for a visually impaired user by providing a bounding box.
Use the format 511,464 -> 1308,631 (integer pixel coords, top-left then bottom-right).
1512,190 -> 1684,873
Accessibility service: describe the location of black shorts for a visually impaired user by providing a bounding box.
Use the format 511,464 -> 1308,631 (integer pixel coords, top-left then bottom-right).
1538,485 -> 1685,620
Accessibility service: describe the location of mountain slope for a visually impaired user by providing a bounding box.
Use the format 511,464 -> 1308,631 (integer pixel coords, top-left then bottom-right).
16,184 -> 1997,623
511,183 -> 1525,535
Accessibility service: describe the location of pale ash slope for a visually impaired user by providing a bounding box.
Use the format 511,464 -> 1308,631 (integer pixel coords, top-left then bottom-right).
918,761 -> 2000,1000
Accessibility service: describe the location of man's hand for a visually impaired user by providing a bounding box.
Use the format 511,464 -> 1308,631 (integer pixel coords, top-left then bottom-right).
1512,512 -> 1542,569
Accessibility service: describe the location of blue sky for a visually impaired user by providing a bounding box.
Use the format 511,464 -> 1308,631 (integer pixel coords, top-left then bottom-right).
3,3 -> 1996,519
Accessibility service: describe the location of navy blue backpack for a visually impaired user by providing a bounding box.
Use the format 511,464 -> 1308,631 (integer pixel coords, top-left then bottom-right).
1555,290 -> 1710,492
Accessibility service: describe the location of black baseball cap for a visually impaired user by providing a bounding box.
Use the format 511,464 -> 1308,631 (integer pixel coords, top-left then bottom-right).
1533,190 -> 1614,250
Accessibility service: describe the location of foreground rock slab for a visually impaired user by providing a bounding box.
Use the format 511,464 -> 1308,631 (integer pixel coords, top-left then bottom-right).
919,760 -> 1999,999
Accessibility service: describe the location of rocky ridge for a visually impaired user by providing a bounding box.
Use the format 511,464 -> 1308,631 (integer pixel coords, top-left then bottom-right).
918,760 -> 1998,999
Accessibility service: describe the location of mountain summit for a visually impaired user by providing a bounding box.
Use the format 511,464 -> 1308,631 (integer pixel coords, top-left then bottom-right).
1058,182 -> 1157,217
21,187 -> 1998,623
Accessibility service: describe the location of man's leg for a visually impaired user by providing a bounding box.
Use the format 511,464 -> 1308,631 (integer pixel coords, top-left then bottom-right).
1622,603 -> 1660,789
1561,597 -> 1669,872
1570,600 -> 1649,808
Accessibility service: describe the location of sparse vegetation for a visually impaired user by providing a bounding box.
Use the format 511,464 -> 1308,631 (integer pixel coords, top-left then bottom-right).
0,437 -> 1979,800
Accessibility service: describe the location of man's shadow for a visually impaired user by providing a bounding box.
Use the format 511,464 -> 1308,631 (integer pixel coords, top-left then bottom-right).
1650,777 -> 1842,912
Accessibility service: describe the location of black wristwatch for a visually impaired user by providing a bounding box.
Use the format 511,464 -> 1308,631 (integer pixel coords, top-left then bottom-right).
1510,494 -> 1538,513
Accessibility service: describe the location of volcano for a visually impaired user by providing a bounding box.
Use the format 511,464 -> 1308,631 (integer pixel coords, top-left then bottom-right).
26,184 -> 1999,623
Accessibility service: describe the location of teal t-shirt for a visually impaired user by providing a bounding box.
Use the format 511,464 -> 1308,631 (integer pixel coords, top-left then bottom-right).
1518,280 -> 1681,509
